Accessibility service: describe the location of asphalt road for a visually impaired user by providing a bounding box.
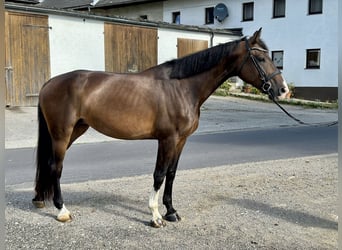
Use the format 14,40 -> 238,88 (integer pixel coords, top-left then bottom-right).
5,124 -> 337,186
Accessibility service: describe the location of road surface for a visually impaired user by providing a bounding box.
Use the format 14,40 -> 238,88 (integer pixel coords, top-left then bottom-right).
5,124 -> 337,186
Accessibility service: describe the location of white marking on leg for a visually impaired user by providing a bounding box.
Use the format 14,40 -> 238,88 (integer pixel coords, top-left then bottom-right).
57,204 -> 71,222
148,188 -> 162,222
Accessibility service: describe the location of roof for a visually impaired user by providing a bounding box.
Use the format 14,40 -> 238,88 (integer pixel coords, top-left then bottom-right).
37,0 -> 94,9
93,0 -> 164,8
5,2 -> 243,37
5,0 -> 39,4
4,0 -> 164,9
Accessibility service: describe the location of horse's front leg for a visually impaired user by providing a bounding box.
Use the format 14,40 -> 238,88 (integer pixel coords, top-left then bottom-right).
149,137 -> 186,228
149,188 -> 165,228
162,166 -> 182,222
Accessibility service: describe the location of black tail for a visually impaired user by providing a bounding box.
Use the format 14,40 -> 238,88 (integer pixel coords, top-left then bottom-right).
34,104 -> 54,201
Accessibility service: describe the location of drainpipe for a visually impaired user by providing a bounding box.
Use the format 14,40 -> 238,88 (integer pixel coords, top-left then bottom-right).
210,31 -> 215,47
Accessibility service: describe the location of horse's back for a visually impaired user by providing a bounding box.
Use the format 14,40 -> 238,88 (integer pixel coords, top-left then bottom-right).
40,70 -> 92,101
39,70 -> 162,139
38,69 -> 198,140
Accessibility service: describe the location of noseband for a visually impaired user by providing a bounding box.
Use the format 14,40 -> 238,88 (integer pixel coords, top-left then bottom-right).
236,39 -> 338,128
238,37 -> 281,97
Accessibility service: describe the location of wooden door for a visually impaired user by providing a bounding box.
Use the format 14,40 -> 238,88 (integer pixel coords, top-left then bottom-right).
177,38 -> 208,58
5,11 -> 50,106
104,23 -> 157,73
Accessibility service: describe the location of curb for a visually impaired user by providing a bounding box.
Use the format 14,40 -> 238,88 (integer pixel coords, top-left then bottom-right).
225,92 -> 338,109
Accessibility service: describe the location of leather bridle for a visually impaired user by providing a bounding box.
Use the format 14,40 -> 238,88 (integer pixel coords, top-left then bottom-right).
237,37 -> 282,98
237,38 -> 337,127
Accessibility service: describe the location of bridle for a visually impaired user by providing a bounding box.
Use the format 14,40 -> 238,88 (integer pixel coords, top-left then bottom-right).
237,37 -> 337,127
237,37 -> 281,97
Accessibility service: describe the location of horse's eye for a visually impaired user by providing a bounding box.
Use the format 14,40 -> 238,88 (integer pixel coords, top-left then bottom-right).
257,57 -> 265,62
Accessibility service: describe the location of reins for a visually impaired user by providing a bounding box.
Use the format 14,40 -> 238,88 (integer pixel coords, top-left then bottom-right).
269,91 -> 338,127
240,37 -> 338,128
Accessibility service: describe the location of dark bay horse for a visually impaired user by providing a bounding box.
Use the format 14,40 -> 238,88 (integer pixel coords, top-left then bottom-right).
32,29 -> 289,227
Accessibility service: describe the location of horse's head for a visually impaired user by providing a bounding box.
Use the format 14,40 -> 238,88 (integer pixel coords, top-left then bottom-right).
237,28 -> 289,100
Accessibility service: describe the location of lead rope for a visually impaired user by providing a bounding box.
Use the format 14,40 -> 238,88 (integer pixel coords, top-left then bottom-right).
269,92 -> 338,127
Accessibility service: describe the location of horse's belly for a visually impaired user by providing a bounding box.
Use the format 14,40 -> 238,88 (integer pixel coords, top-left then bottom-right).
85,110 -> 155,140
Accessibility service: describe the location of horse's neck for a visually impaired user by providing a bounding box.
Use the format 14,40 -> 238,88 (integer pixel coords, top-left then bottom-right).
186,59 -> 236,107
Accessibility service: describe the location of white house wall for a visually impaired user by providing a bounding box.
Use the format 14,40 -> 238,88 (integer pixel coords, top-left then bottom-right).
157,28 -> 237,64
48,15 -> 105,77
163,0 -> 224,27
163,0 -> 338,88
48,14 -> 238,76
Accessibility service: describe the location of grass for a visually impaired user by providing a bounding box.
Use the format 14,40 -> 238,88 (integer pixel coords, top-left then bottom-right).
214,84 -> 338,109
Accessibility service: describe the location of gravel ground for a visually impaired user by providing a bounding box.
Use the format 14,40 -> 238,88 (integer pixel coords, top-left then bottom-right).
6,154 -> 337,250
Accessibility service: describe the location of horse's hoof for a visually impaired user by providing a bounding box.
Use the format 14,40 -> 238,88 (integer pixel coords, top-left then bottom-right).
164,212 -> 181,222
56,213 -> 72,223
56,205 -> 72,222
32,199 -> 45,208
150,218 -> 166,228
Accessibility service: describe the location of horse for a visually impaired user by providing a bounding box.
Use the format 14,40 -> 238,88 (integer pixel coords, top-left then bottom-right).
32,28 -> 289,228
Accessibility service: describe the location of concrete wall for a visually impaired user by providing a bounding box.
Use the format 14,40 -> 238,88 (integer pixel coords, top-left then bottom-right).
163,0 -> 223,27
48,15 -> 105,77
48,13 -> 239,77
157,28 -> 236,64
92,1 -> 164,22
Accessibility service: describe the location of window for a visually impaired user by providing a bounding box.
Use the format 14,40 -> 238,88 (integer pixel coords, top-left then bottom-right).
306,49 -> 321,69
172,11 -> 180,24
273,0 -> 285,18
139,15 -> 148,21
272,51 -> 284,69
242,2 -> 254,21
309,0 -> 322,14
205,7 -> 214,24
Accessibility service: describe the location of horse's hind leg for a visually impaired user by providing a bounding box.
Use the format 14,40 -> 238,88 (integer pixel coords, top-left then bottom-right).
43,119 -> 89,222
67,120 -> 89,148
51,138 -> 72,222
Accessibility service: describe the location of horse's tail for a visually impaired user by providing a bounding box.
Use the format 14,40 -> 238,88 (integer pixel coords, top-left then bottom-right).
34,104 -> 54,201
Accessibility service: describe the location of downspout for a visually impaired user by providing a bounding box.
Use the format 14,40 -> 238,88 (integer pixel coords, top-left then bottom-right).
210,31 -> 215,47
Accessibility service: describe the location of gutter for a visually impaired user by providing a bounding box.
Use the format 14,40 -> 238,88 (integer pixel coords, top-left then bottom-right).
5,3 -> 158,27
5,3 -> 243,36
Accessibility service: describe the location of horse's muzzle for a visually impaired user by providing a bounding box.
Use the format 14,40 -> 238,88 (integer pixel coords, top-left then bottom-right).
277,81 -> 289,99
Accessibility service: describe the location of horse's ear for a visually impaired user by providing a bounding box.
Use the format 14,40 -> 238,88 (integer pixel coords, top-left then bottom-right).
249,28 -> 262,44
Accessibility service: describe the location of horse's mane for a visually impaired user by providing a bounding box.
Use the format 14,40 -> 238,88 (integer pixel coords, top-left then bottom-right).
162,38 -> 241,79
254,38 -> 268,51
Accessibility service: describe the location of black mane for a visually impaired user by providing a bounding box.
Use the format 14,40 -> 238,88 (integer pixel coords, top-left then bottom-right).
256,39 -> 268,51
163,39 -> 241,79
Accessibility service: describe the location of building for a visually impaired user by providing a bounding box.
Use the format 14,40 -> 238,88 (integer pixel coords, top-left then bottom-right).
78,0 -> 339,101
5,0 -> 339,101
4,1 -> 241,106
162,0 -> 338,101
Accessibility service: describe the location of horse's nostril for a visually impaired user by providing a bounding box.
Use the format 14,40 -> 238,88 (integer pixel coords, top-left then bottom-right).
280,87 -> 287,94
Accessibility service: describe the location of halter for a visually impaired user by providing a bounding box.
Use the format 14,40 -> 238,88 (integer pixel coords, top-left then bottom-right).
237,37 -> 281,96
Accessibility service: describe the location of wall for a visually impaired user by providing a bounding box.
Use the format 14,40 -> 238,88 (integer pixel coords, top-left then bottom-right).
229,0 -> 338,89
48,13 -> 239,76
49,15 -> 105,77
93,1 -> 164,22
158,27 -> 238,64
163,0 -> 223,27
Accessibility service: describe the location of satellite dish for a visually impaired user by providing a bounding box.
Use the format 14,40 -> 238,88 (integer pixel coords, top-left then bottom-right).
214,3 -> 229,22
